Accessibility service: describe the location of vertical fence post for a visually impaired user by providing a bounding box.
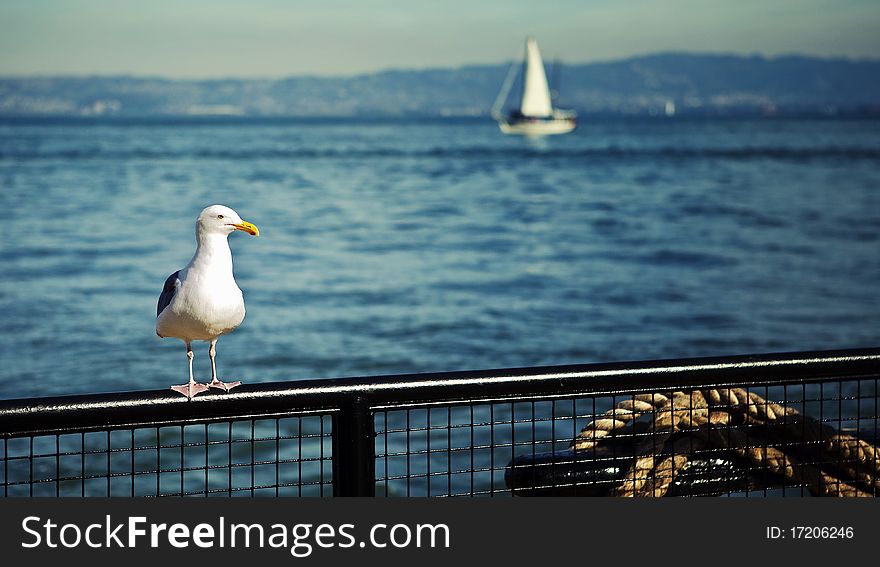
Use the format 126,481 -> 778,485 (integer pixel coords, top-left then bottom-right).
333,396 -> 375,496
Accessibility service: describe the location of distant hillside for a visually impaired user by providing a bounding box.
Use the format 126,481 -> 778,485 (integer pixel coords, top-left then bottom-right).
1,53 -> 879,117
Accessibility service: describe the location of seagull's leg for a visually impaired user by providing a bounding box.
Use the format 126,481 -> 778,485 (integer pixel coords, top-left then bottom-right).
208,338 -> 241,392
171,341 -> 209,399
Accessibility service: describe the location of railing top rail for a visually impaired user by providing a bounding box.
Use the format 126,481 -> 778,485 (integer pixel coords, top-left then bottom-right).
1,347 -> 879,437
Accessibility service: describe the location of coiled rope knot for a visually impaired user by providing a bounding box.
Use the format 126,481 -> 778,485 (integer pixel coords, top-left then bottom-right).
571,388 -> 879,497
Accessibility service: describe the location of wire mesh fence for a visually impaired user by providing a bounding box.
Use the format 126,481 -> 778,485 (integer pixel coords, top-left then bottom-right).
2,348 -> 879,497
2,415 -> 334,497
374,401 -> 582,496
373,379 -> 880,497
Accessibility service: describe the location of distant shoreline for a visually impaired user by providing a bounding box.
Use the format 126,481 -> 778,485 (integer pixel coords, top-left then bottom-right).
2,53 -> 878,119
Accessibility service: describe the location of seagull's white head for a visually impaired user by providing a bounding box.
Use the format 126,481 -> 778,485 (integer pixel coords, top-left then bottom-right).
196,205 -> 260,237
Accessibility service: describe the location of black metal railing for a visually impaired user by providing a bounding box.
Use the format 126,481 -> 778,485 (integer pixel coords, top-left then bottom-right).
1,348 -> 879,497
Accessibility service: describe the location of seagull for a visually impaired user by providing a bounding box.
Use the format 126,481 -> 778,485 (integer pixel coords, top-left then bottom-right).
156,205 -> 260,399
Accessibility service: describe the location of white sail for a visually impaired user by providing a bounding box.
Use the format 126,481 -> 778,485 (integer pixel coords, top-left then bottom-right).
519,38 -> 553,117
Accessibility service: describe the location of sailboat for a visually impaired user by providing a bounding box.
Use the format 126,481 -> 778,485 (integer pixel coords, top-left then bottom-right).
491,38 -> 577,135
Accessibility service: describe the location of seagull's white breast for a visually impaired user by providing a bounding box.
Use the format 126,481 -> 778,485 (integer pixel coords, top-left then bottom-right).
155,233 -> 247,342
157,274 -> 246,341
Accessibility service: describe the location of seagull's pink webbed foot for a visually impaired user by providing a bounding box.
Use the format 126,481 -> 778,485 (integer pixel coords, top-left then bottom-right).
171,381 -> 210,399
208,379 -> 242,392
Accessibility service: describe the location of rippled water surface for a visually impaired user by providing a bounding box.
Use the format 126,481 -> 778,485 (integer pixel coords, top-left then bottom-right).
1,117 -> 878,400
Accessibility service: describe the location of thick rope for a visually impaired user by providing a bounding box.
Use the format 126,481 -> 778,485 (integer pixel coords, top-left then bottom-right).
571,387 -> 878,497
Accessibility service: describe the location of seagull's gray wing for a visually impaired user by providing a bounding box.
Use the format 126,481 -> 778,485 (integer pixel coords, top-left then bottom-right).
157,270 -> 181,317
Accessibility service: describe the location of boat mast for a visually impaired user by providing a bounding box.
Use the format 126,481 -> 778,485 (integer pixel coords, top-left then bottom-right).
491,61 -> 520,120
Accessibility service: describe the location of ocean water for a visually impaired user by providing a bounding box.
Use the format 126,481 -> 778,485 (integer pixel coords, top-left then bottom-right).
1,116 -> 879,401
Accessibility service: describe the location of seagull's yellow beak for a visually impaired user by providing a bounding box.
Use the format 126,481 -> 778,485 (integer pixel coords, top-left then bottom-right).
231,221 -> 260,236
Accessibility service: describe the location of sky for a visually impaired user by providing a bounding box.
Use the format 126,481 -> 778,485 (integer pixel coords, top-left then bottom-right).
1,0 -> 879,78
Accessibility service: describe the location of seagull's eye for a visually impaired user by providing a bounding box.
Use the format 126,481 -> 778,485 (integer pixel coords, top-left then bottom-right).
217,215 -> 225,220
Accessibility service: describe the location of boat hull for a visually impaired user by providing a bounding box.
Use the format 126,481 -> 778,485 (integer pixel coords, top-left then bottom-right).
498,117 -> 577,136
